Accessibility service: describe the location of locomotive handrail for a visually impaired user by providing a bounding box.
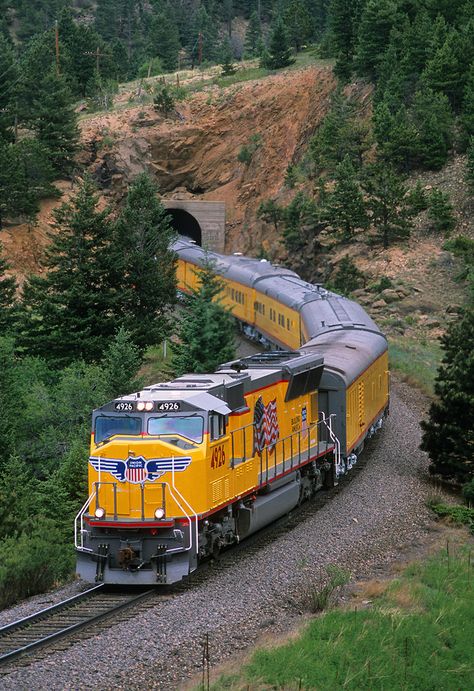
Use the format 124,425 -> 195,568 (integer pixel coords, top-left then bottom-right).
320,412 -> 343,476
74,490 -> 96,552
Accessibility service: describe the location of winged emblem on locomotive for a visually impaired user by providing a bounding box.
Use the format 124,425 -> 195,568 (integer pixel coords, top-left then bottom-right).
89,455 -> 192,484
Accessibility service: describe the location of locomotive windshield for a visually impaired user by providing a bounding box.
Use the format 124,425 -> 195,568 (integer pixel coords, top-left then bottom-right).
95,415 -> 141,443
148,415 -> 204,443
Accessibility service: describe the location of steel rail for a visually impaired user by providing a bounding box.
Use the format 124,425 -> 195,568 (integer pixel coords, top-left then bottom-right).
0,585 -> 155,668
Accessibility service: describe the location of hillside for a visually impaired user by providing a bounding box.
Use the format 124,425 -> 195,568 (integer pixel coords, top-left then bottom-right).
2,59 -> 472,369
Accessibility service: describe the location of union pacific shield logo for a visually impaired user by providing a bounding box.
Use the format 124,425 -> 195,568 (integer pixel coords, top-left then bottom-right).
126,456 -> 147,483
89,455 -> 192,484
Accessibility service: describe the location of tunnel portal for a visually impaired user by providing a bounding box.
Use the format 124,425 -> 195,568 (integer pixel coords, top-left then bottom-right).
166,208 -> 202,245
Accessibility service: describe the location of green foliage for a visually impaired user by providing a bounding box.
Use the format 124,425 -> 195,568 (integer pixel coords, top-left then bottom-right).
101,327 -> 144,401
283,0 -> 313,53
227,542 -> 474,689
421,307 -> 474,484
355,0 -> 400,80
257,198 -> 285,232
328,0 -> 363,81
244,10 -> 262,58
148,11 -> 180,71
112,172 -> 177,350
428,501 -> 474,531
427,189 -> 456,235
172,258 -> 235,376
361,163 -> 413,249
32,68 -> 79,175
324,155 -> 368,240
153,83 -> 176,115
443,235 -> 474,296
220,37 -> 236,77
282,191 -> 320,253
329,256 -> 365,296
237,133 -> 262,165
462,478 -> 474,505
0,243 -> 17,333
260,17 -> 295,70
19,176 -> 117,365
305,564 -> 350,613
310,90 -> 370,173
406,181 -> 428,214
0,519 -> 74,609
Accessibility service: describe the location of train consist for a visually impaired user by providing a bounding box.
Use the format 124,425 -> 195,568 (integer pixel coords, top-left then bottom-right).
76,240 -> 389,585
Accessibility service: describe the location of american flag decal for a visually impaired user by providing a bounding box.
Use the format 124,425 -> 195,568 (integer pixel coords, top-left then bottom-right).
254,396 -> 279,453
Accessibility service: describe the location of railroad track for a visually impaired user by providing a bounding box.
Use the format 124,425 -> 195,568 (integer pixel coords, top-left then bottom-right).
0,584 -> 156,671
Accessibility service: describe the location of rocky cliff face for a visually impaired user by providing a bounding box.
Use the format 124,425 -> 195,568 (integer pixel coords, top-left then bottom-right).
81,65 -> 337,254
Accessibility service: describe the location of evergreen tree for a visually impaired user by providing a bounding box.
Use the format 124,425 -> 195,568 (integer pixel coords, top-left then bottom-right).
362,163 -> 412,249
324,155 -> 368,240
0,244 -> 16,334
189,5 -> 219,65
95,0 -> 122,41
101,327 -> 144,401
330,255 -> 365,295
19,177 -> 118,365
422,29 -> 466,110
172,258 -> 235,376
461,64 -> 474,145
244,10 -> 262,57
372,100 -> 418,172
328,0 -> 363,81
33,68 -> 79,175
410,87 -> 454,170
0,140 -> 39,228
148,11 -> 181,71
406,181 -> 428,215
220,37 -> 237,76
420,307 -> 474,484
282,191 -> 320,253
284,0 -> 312,52
355,0 -> 399,80
0,35 -> 18,142
261,17 -> 294,69
112,173 -> 177,350
311,90 -> 370,172
427,189 -> 456,235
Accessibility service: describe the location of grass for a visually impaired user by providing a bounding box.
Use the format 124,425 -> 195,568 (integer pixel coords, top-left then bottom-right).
388,336 -> 442,396
209,539 -> 474,690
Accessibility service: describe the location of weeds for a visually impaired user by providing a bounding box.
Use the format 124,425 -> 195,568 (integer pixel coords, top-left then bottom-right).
305,564 -> 350,613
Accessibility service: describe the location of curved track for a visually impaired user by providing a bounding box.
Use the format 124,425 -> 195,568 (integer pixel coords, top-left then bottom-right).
0,585 -> 156,671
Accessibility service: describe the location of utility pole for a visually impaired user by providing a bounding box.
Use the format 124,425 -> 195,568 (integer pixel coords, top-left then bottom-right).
55,20 -> 60,76
198,31 -> 203,66
84,47 -> 106,76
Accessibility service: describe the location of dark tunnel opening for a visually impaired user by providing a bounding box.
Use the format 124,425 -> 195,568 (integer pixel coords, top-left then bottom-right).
165,208 -> 202,245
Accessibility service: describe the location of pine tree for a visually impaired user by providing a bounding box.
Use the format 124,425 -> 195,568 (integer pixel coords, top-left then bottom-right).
284,0 -> 313,53
261,17 -> 294,70
461,64 -> 474,145
410,87 -> 454,170
19,177 -> 118,365
282,191 -> 320,253
172,258 -> 235,376
101,327 -> 144,400
420,307 -> 474,484
362,163 -> 412,249
328,0 -> 363,81
355,0 -> 400,80
33,68 -> 79,175
112,173 -> 177,350
220,37 -> 237,76
324,155 -> 368,240
427,189 -> 456,235
244,10 -> 262,57
422,29 -> 466,110
148,11 -> 181,71
372,100 -> 418,172
0,140 -> 39,229
0,244 -> 16,334
0,35 -> 18,142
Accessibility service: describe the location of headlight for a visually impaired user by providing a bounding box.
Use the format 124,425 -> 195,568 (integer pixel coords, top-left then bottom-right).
137,400 -> 154,411
95,507 -> 106,519
137,401 -> 145,411
145,401 -> 154,411
154,507 -> 165,519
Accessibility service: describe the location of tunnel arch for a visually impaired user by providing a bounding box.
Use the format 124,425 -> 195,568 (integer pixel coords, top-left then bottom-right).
165,208 -> 202,246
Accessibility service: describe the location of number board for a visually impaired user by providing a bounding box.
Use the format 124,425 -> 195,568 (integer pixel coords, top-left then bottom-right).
114,401 -> 134,412
157,401 -> 181,412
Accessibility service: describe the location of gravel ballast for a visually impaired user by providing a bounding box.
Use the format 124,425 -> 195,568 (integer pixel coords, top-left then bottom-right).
1,380 -> 439,690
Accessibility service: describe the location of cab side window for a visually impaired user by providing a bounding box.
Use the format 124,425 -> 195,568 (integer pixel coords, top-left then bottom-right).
210,414 -> 226,441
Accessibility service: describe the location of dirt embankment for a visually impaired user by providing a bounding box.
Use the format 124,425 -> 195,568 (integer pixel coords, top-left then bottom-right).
1,65 -> 338,282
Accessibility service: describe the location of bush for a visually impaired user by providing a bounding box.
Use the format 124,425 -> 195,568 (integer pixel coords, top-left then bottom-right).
462,478 -> 474,505
329,256 -> 365,296
305,564 -> 350,613
153,84 -> 175,115
237,134 -> 262,165
0,519 -> 74,609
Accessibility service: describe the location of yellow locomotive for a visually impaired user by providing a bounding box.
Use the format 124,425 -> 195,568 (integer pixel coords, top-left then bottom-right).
76,241 -> 389,585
